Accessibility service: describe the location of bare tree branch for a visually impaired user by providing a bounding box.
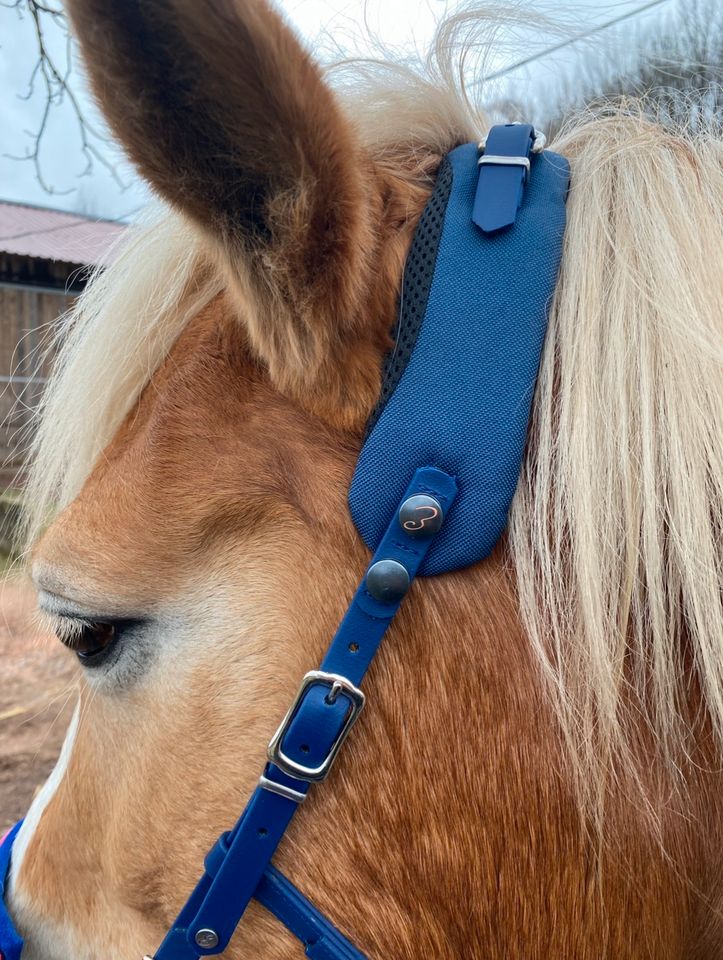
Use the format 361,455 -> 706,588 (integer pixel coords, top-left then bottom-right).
537,0 -> 723,135
2,0 -> 128,195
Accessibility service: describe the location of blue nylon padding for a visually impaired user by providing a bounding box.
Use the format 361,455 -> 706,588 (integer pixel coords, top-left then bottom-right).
349,142 -> 570,575
0,821 -> 24,960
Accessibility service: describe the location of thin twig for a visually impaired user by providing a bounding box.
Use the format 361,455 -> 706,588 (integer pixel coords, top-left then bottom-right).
2,0 -> 128,194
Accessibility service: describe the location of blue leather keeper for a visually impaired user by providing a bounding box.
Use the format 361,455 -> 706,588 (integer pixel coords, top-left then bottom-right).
473,122 -> 535,233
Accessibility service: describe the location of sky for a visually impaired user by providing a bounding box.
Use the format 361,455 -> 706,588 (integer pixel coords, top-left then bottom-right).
0,0 -> 677,221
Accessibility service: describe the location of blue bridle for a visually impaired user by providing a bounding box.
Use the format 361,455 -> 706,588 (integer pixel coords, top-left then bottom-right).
0,123 -> 569,960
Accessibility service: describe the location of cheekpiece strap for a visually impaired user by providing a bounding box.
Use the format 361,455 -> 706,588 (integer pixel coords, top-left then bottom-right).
152,467 -> 457,959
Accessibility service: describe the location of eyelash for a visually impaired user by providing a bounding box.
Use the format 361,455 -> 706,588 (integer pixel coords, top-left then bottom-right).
53,616 -> 130,662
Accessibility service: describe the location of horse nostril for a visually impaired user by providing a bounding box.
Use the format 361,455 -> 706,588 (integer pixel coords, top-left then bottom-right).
56,621 -> 117,659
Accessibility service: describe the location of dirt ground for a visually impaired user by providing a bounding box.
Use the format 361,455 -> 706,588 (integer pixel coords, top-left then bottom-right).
0,571 -> 77,834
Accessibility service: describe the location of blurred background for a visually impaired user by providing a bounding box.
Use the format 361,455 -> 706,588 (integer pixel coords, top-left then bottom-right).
0,0 -> 719,826
1,0 -> 714,219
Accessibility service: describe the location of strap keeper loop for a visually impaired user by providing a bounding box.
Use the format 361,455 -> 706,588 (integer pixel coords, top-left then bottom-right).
477,154 -> 531,181
258,775 -> 307,804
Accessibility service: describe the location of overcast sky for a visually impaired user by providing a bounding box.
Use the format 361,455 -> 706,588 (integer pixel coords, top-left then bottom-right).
0,0 -> 676,221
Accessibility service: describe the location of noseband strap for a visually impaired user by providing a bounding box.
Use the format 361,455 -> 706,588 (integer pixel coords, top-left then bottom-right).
255,867 -> 368,959
0,822 -> 24,960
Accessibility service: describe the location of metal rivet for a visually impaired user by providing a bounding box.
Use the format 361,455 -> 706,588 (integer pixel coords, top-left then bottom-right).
195,929 -> 220,949
366,559 -> 410,603
398,494 -> 444,538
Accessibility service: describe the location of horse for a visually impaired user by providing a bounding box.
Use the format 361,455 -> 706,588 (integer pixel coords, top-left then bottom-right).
5,0 -> 723,957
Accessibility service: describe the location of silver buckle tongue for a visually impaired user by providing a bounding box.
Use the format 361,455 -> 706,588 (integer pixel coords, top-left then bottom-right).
267,670 -> 365,783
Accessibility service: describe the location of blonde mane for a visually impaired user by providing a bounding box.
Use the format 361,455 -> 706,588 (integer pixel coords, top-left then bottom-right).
23,8 -> 723,803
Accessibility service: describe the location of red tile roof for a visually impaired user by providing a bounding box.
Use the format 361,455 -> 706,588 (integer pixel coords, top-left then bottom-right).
0,199 -> 126,266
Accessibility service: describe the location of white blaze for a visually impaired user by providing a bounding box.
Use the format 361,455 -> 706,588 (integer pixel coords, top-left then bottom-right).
8,698 -> 80,895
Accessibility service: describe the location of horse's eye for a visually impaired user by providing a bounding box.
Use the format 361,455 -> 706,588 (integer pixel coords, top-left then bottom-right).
56,620 -> 118,662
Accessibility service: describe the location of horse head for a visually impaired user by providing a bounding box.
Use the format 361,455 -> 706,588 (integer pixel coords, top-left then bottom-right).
6,1 -> 723,958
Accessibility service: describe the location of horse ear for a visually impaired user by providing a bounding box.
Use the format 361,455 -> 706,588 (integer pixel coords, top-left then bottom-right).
65,0 -> 390,426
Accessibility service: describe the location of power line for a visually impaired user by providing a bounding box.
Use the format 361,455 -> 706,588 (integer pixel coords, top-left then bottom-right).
484,0 -> 673,81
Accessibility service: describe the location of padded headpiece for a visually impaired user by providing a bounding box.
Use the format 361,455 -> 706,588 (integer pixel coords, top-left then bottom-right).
349,139 -> 570,575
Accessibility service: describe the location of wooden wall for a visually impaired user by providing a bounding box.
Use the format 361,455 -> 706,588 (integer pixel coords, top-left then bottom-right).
0,279 -> 76,488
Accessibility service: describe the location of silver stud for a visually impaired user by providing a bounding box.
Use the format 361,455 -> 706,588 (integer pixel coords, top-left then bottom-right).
195,929 -> 220,949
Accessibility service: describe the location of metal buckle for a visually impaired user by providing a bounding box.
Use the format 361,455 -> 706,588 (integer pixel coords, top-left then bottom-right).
267,670 -> 365,783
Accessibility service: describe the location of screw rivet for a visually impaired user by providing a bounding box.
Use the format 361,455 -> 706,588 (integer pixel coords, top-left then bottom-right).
195,929 -> 220,949
398,494 -> 444,538
366,559 -> 410,603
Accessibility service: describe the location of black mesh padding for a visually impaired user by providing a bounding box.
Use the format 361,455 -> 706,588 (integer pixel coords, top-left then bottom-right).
365,157 -> 454,436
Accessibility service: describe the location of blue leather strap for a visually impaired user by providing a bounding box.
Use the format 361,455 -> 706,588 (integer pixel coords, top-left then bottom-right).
153,467 -> 457,959
0,821 -> 24,960
255,866 -> 366,960
473,122 -> 535,233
